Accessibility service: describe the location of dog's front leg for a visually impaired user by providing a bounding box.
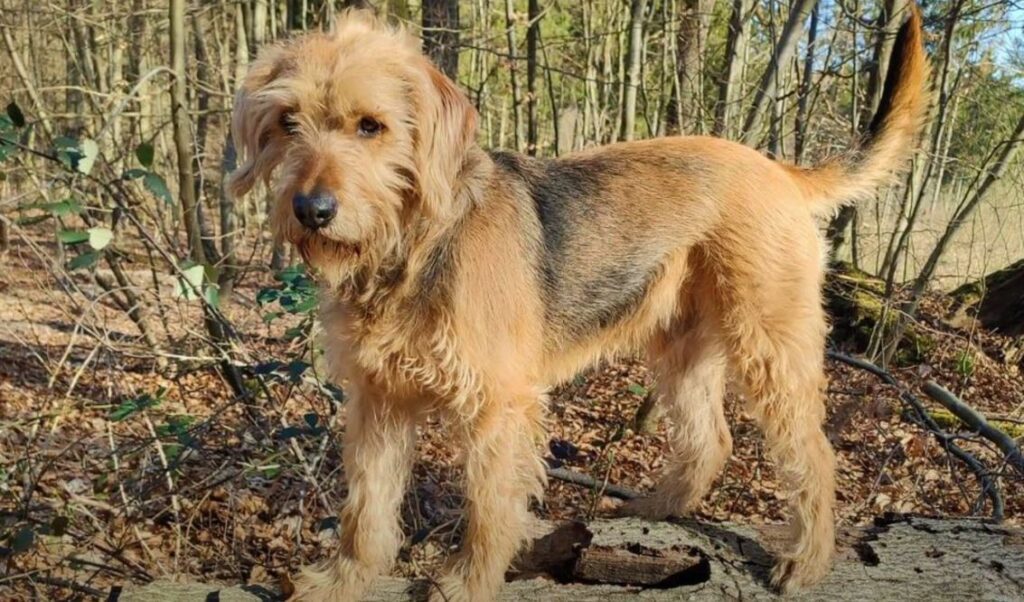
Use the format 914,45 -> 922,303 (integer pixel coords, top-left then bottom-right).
292,394 -> 417,601
432,402 -> 546,602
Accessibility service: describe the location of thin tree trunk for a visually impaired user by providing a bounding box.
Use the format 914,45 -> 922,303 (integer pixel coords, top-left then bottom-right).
671,0 -> 714,135
2,25 -> 55,138
793,0 -> 819,163
620,0 -> 648,142
882,0 -> 962,291
906,114 -> 1024,315
526,0 -> 540,155
422,0 -> 459,79
740,0 -> 819,146
714,0 -> 752,138
504,0 -> 523,151
170,0 -> 206,265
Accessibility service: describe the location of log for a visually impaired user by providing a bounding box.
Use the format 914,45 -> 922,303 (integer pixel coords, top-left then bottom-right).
951,258 -> 1024,338
118,515 -> 1024,601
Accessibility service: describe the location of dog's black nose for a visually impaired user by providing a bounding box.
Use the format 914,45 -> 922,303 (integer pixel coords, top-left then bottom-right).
292,191 -> 338,230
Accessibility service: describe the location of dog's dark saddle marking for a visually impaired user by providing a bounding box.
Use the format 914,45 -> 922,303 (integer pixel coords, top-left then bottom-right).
490,151 -> 662,344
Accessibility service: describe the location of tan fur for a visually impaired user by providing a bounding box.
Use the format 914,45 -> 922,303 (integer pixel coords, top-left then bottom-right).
229,7 -> 929,600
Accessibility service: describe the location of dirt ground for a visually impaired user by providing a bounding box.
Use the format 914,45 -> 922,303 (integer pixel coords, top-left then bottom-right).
1,239 -> 1022,600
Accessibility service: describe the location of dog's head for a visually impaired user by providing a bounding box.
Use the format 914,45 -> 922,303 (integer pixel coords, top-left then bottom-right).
228,10 -> 478,282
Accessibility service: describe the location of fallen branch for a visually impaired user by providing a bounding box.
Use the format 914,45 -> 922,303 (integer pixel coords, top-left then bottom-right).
826,351 -> 1004,520
922,381 -> 1024,476
545,465 -> 640,500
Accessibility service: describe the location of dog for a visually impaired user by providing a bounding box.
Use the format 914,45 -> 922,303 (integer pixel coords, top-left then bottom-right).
228,6 -> 928,600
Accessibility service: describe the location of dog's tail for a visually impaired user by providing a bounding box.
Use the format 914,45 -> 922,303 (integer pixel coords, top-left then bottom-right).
785,3 -> 930,215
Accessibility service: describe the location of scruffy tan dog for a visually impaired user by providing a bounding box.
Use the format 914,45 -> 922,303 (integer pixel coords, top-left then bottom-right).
229,6 -> 928,600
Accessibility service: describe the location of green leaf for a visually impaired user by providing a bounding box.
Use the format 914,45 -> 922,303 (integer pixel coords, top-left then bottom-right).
11,527 -> 34,553
204,283 -> 220,308
256,288 -> 280,305
135,142 -> 154,167
290,295 -> 318,314
123,168 -> 147,180
109,390 -> 164,422
276,426 -> 304,440
77,138 -> 98,175
143,172 -> 172,204
6,102 -> 25,128
175,263 -> 205,301
57,229 -> 89,244
627,383 -> 648,397
287,360 -> 311,383
67,251 -> 100,271
26,199 -> 84,216
87,227 -> 113,250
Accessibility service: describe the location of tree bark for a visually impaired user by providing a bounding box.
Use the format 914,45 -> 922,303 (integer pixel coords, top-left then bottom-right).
422,0 -> 459,80
670,0 -> 714,135
619,0 -> 648,142
525,0 -> 540,155
714,0 -> 752,138
170,0 -> 207,265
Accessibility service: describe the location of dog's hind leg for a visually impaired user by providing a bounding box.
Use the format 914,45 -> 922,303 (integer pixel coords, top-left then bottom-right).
726,300 -> 836,593
431,396 -> 546,602
291,392 -> 418,601
621,316 -> 731,519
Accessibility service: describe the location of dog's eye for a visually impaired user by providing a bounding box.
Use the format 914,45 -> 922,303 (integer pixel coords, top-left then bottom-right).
357,117 -> 384,138
280,111 -> 299,136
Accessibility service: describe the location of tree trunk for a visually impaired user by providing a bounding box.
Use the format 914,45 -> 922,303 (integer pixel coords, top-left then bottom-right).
793,0 -> 820,164
619,0 -> 647,142
714,0 -> 752,138
121,516 -> 1024,601
170,0 -> 207,265
422,0 -> 459,80
670,0 -> 714,135
525,0 -> 540,155
739,0 -> 819,146
504,0 -> 523,151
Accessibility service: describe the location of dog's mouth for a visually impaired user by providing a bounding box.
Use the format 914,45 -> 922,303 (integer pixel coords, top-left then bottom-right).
294,231 -> 360,266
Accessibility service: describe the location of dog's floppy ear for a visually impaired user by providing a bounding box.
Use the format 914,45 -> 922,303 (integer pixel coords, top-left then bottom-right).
412,61 -> 479,216
227,46 -> 291,199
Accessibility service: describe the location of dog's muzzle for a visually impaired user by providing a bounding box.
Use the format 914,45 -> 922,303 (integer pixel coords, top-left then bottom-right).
293,190 -> 338,230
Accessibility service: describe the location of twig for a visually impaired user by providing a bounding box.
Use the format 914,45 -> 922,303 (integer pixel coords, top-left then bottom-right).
826,351 -> 1004,521
546,465 -> 640,500
922,381 -> 1024,476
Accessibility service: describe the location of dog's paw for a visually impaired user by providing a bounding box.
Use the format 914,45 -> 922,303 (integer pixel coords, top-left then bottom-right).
769,555 -> 831,594
427,574 -> 472,602
287,560 -> 375,602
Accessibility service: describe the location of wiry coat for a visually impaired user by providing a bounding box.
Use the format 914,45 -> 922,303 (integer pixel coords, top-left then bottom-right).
229,7 -> 930,601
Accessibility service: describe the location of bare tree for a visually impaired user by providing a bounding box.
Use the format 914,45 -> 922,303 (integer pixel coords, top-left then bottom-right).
620,0 -> 648,141
740,0 -> 819,146
526,0 -> 540,155
715,0 -> 753,138
422,0 -> 459,79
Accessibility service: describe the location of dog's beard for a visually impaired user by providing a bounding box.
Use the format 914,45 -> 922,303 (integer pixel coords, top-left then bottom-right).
293,232 -> 361,287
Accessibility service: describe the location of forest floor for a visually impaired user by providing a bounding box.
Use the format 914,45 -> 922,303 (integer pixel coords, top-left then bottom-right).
1,240 -> 1022,600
